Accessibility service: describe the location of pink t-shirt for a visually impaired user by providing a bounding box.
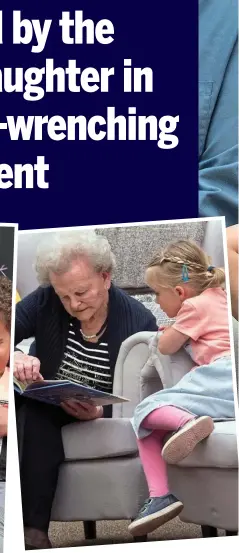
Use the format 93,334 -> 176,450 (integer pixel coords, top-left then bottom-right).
172,287 -> 231,366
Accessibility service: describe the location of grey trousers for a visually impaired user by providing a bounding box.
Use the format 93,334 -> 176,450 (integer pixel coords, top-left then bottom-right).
0,482 -> 5,553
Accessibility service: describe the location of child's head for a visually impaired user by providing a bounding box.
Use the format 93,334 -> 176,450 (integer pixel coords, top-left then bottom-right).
145,240 -> 225,318
0,276 -> 12,375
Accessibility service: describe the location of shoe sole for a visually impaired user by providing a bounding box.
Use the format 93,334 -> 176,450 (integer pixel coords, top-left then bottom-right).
128,501 -> 183,536
162,416 -> 214,464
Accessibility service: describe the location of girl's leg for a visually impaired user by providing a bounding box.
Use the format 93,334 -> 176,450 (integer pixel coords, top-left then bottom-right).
137,430 -> 169,497
142,405 -> 214,464
128,429 -> 183,536
142,405 -> 195,431
137,407 -> 195,496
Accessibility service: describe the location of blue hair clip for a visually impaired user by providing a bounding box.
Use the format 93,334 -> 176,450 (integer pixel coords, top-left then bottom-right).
182,264 -> 190,282
207,265 -> 215,272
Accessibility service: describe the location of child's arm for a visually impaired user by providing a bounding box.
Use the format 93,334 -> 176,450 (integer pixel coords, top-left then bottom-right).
0,404 -> 8,437
0,367 -> 9,436
158,327 -> 189,355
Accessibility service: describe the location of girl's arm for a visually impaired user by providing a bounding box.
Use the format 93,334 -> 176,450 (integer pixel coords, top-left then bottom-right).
0,367 -> 9,436
0,405 -> 8,437
158,327 -> 189,355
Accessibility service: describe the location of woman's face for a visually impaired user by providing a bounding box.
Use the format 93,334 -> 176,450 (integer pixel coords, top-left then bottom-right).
49,257 -> 111,322
0,319 -> 10,376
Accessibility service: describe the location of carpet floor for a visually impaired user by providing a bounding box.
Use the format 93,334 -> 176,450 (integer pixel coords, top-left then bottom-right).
49,518 -> 225,548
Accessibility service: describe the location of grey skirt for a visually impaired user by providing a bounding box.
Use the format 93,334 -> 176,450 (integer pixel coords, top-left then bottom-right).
131,356 -> 235,439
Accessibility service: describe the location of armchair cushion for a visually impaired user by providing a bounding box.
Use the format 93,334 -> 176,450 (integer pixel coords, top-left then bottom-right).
176,421 -> 238,469
62,418 -> 138,461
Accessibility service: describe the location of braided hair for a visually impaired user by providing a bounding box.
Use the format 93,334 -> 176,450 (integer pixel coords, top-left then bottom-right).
147,240 -> 225,293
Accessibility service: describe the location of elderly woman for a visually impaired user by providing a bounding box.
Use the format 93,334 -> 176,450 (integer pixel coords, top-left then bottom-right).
0,276 -> 12,553
14,230 -> 158,550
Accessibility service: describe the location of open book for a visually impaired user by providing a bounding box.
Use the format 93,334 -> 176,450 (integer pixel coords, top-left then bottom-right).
13,377 -> 129,407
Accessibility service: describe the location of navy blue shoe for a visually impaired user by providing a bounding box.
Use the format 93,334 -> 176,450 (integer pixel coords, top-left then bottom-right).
128,493 -> 183,536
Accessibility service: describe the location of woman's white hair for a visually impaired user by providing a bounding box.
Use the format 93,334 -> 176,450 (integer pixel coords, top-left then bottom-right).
35,230 -> 116,285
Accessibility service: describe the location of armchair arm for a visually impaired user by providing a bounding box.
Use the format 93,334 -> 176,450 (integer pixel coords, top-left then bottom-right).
150,333 -> 194,389
15,337 -> 34,355
112,331 -> 161,418
202,220 -> 224,267
112,331 -> 195,419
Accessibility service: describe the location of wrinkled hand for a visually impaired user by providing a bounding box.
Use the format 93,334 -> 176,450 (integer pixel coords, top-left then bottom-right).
61,400 -> 103,421
14,351 -> 43,384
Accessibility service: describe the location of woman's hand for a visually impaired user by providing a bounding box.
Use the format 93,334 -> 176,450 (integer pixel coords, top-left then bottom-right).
14,351 -> 43,384
61,400 -> 103,421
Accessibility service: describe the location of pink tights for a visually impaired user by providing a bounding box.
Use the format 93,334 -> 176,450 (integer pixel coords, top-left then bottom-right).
138,406 -> 195,497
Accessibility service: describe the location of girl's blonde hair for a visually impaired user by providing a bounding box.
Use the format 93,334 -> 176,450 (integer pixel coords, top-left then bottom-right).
147,240 -> 225,293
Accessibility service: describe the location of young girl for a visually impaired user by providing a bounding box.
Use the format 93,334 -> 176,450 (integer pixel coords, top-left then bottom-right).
128,240 -> 235,537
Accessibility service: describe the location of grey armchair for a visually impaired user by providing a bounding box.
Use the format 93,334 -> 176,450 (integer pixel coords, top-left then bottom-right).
51,332 -> 153,526
147,332 -> 238,535
50,326 -> 238,537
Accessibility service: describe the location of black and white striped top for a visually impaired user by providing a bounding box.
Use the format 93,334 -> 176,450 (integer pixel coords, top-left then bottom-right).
55,321 -> 112,393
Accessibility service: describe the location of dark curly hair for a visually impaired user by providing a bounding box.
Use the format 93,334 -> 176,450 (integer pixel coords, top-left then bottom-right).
0,276 -> 12,332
